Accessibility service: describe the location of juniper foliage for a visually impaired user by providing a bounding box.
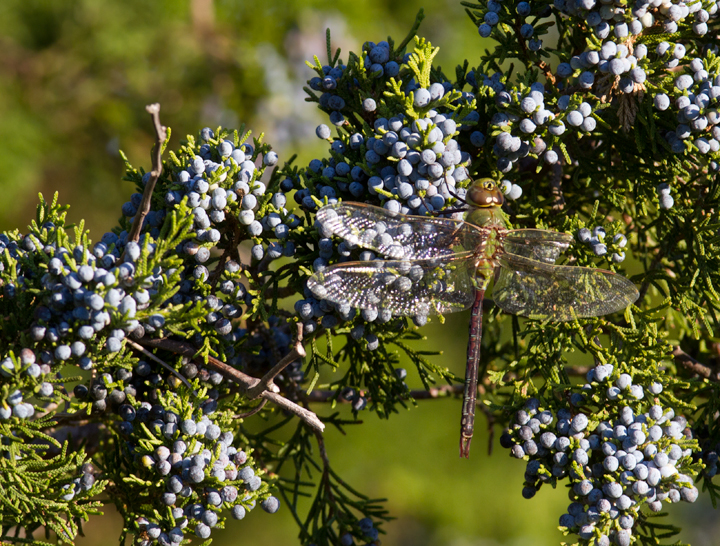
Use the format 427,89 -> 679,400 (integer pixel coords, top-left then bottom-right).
1,2 -> 719,546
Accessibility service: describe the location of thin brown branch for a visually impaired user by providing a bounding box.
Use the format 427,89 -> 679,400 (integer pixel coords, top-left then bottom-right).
305,390 -> 339,403
313,428 -> 336,509
49,422 -> 105,456
672,346 -> 720,382
246,323 -> 306,399
536,60 -> 556,86
410,384 -> 464,399
305,384 -> 465,403
236,398 -> 268,418
126,339 -> 197,394
314,428 -> 331,470
137,337 -> 325,432
127,103 -> 167,246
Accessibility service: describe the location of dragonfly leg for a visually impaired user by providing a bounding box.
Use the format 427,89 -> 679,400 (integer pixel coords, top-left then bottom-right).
433,207 -> 470,216
460,288 -> 484,458
447,185 -> 470,206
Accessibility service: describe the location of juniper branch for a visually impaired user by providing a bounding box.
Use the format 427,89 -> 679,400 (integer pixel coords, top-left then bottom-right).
126,339 -> 197,394
672,346 -> 720,382
246,323 -> 306,399
137,337 -> 325,432
127,103 -> 167,247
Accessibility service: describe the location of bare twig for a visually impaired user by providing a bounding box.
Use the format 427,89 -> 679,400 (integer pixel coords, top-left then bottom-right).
127,103 -> 167,246
236,398 -> 268,419
246,323 -> 306,399
137,337 -> 325,432
672,346 -> 720,382
126,339 -> 197,394
313,427 -> 337,508
408,384 -> 464,399
314,428 -> 332,470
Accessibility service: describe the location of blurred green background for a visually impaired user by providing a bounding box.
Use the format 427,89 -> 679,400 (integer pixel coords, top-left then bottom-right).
0,0 -> 717,544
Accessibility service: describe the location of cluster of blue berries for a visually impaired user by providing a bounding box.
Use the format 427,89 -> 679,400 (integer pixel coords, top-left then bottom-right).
0,224 -> 178,424
477,1 -> 543,51
60,463 -> 99,503
655,55 -> 720,157
311,106 -> 473,217
558,0 -> 716,39
577,227 -> 628,263
501,365 -> 700,546
553,0 -> 717,86
341,384 -> 372,411
488,82 -> 586,172
309,40 -> 410,127
499,178 -> 523,201
1,347 -> 45,419
27,236 -> 165,357
123,128 -> 308,378
337,517 -> 381,546
131,128 -> 299,265
467,0 -> 720,189
558,40 -> 648,97
117,392 -> 277,545
0,126 -> 301,543
0,132 -> 301,413
362,41 -> 404,84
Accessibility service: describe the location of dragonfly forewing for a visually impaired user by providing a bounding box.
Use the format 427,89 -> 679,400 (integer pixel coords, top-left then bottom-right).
307,254 -> 479,318
493,253 -> 639,321
316,203 -> 486,260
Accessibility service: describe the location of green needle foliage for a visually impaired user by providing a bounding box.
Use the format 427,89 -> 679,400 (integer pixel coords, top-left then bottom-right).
1,2 -> 720,546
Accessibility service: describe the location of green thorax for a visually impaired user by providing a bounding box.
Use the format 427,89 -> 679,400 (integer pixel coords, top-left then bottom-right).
465,204 -> 509,285
464,203 -> 509,231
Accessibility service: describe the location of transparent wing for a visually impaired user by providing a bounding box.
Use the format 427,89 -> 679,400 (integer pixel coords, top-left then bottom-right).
493,253 -> 639,321
307,253 -> 478,317
316,202 -> 485,260
502,229 -> 574,265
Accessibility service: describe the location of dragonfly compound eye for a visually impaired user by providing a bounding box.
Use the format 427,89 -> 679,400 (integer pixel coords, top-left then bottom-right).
467,178 -> 504,208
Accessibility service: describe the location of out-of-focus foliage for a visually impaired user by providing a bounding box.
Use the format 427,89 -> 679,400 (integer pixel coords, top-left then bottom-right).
0,0 -> 478,233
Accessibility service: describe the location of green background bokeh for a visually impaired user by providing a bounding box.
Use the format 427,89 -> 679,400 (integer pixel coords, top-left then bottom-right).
0,1 -> 717,544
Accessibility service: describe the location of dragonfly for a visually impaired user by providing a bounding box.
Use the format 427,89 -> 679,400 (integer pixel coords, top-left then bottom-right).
307,178 -> 639,458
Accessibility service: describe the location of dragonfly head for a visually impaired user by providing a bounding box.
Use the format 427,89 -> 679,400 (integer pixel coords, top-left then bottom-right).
467,178 -> 505,208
